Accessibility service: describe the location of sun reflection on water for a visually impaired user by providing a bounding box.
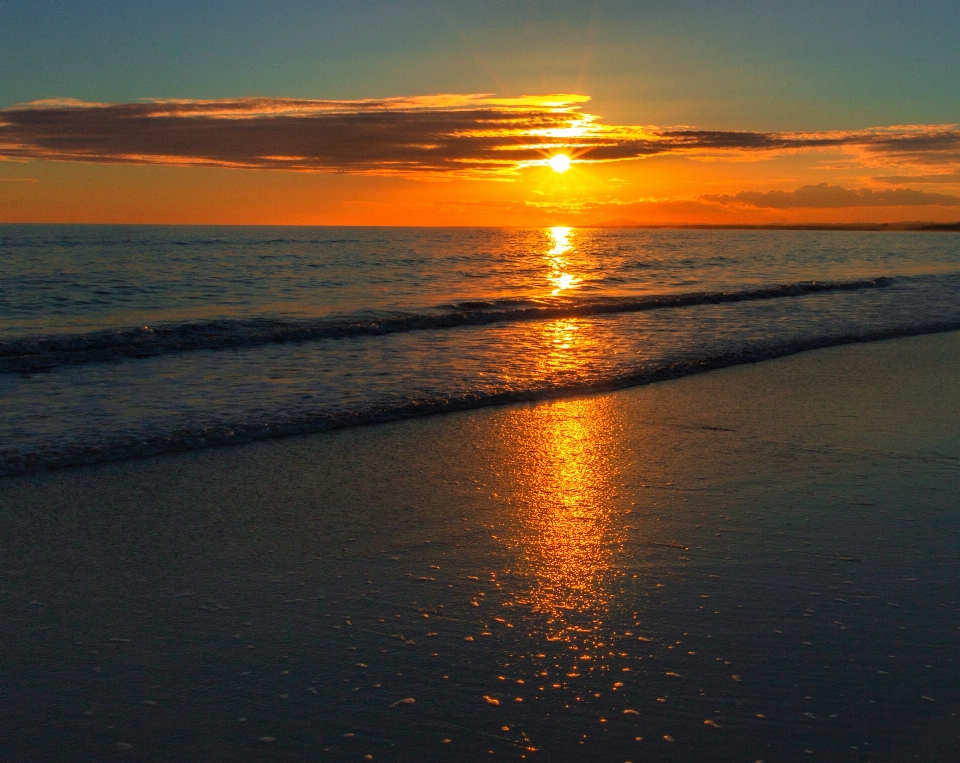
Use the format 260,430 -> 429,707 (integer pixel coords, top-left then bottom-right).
545,226 -> 582,296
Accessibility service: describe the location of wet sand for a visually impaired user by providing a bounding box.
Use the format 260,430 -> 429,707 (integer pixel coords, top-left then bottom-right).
1,332 -> 959,762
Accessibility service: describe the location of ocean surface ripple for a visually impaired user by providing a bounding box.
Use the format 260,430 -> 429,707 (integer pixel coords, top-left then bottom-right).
2,224 -> 959,475
0,277 -> 891,373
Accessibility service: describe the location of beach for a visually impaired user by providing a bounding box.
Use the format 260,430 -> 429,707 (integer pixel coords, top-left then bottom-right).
1,331 -> 958,762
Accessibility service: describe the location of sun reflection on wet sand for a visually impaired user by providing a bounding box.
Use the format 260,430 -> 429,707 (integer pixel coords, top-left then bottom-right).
498,392 -> 624,664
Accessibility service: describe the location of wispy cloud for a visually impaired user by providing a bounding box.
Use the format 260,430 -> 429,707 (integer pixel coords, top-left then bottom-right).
703,183 -> 960,208
1,95 -> 959,177
872,173 -> 960,184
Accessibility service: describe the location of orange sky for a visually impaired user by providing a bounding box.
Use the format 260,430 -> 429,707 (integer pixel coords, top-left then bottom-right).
2,94 -> 959,225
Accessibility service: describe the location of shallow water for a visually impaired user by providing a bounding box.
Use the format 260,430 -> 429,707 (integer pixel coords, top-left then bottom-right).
1,333 -> 958,762
2,225 -> 959,475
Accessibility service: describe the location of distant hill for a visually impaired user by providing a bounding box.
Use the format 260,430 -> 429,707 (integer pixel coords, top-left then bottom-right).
589,217 -> 646,228
587,219 -> 960,232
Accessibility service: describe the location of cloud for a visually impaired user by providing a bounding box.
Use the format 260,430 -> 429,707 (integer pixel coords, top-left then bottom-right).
1,95 -> 959,177
0,95 -> 595,176
872,173 -> 960,184
702,183 -> 960,208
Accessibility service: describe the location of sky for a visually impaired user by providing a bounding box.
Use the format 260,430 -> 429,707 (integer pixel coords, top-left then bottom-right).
1,0 -> 959,226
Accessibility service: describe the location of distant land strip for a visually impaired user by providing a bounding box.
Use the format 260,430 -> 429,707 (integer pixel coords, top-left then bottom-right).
587,220 -> 960,232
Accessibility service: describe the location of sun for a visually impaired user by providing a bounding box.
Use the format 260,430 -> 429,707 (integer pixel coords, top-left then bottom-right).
548,154 -> 572,174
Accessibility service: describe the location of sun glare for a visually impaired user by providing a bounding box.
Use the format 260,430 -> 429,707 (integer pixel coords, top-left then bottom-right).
548,154 -> 572,174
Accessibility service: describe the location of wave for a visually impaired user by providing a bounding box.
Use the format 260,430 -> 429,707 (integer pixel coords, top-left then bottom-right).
2,317 -> 956,477
0,277 -> 891,374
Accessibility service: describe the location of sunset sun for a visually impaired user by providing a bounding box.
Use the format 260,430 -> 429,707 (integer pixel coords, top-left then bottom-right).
548,154 -> 571,173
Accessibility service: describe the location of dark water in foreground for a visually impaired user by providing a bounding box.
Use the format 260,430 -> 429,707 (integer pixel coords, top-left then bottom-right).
2,225 -> 959,474
1,334 -> 958,762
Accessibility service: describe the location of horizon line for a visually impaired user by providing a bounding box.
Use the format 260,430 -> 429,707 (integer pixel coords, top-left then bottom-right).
1,220 -> 959,232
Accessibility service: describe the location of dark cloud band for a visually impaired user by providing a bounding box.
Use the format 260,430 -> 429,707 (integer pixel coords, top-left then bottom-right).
1,95 -> 958,176
703,183 -> 960,208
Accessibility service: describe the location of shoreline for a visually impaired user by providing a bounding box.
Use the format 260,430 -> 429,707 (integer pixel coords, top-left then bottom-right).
4,325 -> 960,478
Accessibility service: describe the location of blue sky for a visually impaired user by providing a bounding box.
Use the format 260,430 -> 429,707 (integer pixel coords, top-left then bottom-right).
2,0 -> 958,129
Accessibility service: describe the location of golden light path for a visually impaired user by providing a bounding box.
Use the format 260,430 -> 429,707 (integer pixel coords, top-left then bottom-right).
494,227 -> 626,668
544,226 -> 582,296
495,389 -> 625,662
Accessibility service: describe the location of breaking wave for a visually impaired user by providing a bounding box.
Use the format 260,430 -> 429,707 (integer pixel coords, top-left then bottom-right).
1,277 -> 890,374
2,316 -> 957,477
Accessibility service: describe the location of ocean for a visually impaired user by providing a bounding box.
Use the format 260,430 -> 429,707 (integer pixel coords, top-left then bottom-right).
2,224 -> 959,475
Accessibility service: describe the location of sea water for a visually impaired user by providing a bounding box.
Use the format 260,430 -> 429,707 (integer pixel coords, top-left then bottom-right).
2,224 -> 959,474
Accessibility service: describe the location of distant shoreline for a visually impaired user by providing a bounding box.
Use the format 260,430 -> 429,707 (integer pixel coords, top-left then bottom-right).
2,221 -> 959,231
586,220 -> 960,232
